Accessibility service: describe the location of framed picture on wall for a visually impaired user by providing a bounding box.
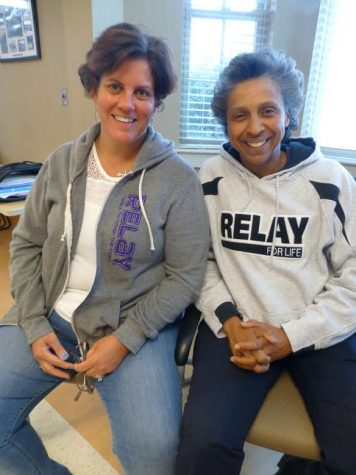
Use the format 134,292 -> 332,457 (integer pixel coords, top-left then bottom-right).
0,0 -> 40,62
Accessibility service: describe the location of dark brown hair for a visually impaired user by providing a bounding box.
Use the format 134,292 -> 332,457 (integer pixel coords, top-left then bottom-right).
78,23 -> 176,106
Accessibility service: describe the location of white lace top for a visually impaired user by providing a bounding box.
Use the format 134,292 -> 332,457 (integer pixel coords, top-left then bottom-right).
55,144 -> 122,323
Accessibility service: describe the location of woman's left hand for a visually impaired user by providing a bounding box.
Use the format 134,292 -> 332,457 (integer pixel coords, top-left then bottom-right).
73,335 -> 129,378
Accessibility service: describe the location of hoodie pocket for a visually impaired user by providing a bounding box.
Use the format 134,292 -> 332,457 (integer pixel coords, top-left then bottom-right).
98,300 -> 121,330
78,295 -> 122,338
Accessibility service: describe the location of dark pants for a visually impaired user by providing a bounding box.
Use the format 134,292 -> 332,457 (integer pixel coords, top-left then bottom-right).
176,321 -> 356,475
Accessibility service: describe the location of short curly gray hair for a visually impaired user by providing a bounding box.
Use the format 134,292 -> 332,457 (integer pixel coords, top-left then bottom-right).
211,49 -> 305,140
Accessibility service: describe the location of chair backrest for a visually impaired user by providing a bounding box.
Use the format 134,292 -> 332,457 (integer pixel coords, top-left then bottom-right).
175,305 -> 321,461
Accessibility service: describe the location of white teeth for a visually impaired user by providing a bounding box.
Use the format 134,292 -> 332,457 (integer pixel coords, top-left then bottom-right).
247,140 -> 267,148
112,115 -> 135,123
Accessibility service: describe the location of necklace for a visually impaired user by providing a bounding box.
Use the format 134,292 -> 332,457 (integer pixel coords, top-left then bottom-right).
95,142 -> 134,178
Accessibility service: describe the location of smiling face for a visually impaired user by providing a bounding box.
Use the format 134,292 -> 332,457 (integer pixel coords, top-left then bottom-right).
92,58 -> 156,157
226,76 -> 290,177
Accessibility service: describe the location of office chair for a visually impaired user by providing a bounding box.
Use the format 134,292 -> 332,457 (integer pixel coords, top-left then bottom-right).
175,304 -> 321,461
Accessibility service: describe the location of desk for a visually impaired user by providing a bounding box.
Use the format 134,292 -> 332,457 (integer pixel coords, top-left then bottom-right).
0,200 -> 25,216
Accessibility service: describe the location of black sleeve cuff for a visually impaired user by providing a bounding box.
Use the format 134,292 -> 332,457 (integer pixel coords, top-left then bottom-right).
215,302 -> 242,324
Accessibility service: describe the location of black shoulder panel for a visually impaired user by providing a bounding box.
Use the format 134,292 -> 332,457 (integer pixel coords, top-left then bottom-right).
202,177 -> 223,196
309,180 -> 349,244
309,181 -> 340,202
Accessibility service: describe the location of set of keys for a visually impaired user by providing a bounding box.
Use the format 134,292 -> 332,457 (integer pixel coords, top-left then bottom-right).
67,343 -> 96,401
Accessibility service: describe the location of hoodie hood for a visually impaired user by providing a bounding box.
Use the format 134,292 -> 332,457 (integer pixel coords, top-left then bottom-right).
221,136 -> 320,183
133,125 -> 177,171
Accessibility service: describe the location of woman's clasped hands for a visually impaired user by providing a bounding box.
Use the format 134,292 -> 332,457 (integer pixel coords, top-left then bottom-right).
222,317 -> 292,373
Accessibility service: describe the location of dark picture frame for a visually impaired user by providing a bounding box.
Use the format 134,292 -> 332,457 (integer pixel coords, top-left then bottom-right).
0,0 -> 40,62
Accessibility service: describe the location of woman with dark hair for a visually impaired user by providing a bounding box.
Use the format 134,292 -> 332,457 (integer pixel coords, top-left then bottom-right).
0,23 -> 209,475
176,49 -> 356,474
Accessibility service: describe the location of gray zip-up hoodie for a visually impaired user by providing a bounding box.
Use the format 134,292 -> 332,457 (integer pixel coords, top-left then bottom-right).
198,138 -> 356,352
2,123 -> 209,354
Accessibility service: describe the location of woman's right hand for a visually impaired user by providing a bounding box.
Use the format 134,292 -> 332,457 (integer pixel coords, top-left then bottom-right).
31,332 -> 74,379
222,316 -> 271,373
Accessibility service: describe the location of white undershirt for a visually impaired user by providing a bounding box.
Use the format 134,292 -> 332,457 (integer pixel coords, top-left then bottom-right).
55,144 -> 122,323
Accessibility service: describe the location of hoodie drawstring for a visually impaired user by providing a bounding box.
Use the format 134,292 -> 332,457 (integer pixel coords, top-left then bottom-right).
139,169 -> 155,251
61,182 -> 73,243
269,175 -> 280,267
240,168 -> 254,212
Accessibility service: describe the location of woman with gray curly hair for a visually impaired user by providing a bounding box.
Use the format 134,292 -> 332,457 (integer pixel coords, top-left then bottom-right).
211,48 -> 304,139
176,49 -> 356,475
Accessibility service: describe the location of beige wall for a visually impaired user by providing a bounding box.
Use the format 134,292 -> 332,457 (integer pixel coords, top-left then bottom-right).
0,0 -> 94,164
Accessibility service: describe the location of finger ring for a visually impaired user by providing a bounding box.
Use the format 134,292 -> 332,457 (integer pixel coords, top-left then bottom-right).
94,375 -> 103,382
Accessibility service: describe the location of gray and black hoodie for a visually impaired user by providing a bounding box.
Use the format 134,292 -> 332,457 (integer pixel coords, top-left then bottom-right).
198,138 -> 356,352
2,123 -> 209,354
